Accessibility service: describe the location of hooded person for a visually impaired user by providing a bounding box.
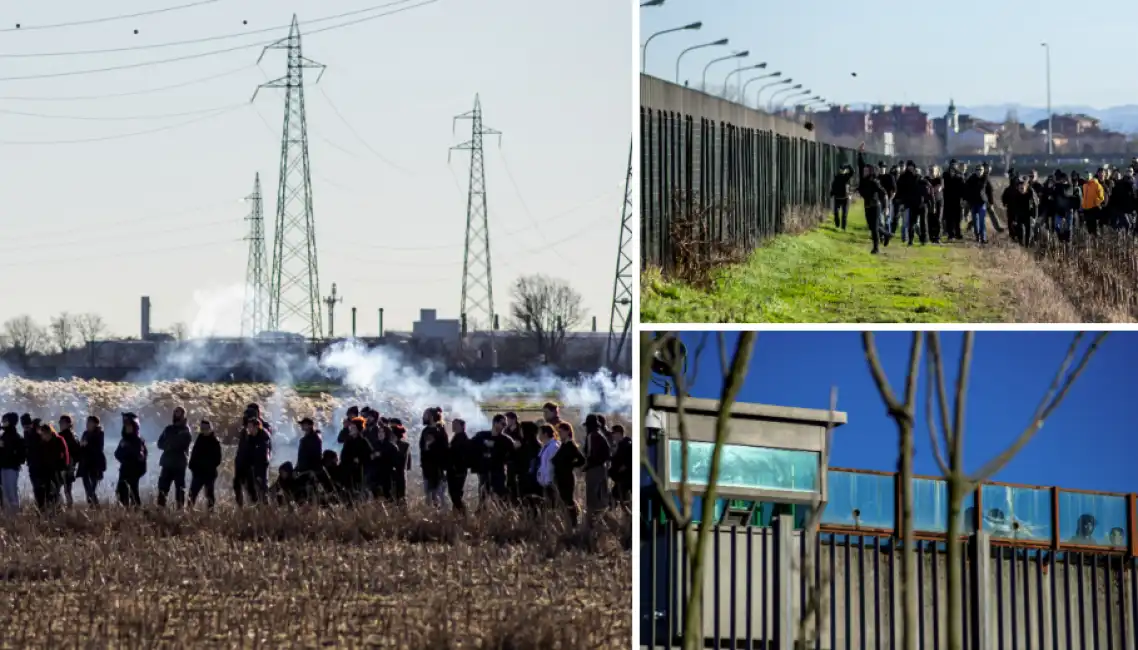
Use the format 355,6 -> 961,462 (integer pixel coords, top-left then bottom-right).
188,419 -> 222,510
234,415 -> 272,506
582,414 -> 612,527
75,415 -> 106,507
0,412 -> 26,512
419,409 -> 449,508
295,417 -> 323,476
338,416 -> 373,501
114,412 -> 147,508
607,424 -> 632,507
56,415 -> 81,508
156,406 -> 194,509
32,422 -> 69,512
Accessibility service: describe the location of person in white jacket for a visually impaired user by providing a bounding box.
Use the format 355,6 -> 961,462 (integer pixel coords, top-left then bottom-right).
536,423 -> 560,505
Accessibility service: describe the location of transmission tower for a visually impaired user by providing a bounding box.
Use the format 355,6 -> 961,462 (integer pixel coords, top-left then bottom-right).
241,173 -> 268,338
450,94 -> 501,343
322,283 -> 343,338
254,14 -> 325,339
606,137 -> 634,368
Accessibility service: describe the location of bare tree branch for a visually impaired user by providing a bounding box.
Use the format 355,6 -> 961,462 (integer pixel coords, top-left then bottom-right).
923,345 -> 950,478
862,332 -> 904,414
950,333 -> 975,454
970,332 -> 1107,483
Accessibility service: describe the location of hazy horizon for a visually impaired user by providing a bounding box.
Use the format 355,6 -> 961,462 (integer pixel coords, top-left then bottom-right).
0,0 -> 631,341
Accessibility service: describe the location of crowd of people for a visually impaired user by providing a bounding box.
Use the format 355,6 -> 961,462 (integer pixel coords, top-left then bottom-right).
0,401 -> 634,527
831,147 -> 1138,253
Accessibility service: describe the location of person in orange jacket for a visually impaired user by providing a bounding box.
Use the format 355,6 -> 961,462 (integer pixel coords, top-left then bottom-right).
1082,171 -> 1107,234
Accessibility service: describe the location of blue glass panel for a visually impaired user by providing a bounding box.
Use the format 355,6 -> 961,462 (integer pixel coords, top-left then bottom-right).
670,495 -> 725,524
823,470 -> 894,528
667,440 -> 819,492
1057,491 -> 1128,548
980,484 -> 1052,541
913,478 -> 978,533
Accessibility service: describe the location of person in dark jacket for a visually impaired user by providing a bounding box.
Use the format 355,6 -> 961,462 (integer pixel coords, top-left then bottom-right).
446,418 -> 471,514
1110,168 -> 1136,229
1005,176 -> 1040,246
389,424 -> 412,503
877,164 -> 897,233
607,424 -> 632,508
156,406 -> 193,508
551,421 -> 586,527
926,165 -> 945,244
32,422 -> 69,512
420,419 -> 448,507
56,415 -> 80,508
338,416 -> 373,501
502,411 -> 526,504
0,412 -> 26,512
941,160 -> 967,241
336,406 -> 361,445
294,417 -> 323,476
318,449 -> 348,506
895,161 -> 920,243
361,408 -> 386,498
22,413 -> 41,492
830,163 -> 855,229
516,420 -> 542,506
233,416 -> 272,506
856,146 -> 888,253
188,420 -> 222,510
76,415 -> 106,507
270,461 -> 317,507
471,414 -> 513,507
907,167 -> 932,246
964,165 -> 996,244
582,414 -> 612,527
114,412 -> 147,508
243,403 -> 273,437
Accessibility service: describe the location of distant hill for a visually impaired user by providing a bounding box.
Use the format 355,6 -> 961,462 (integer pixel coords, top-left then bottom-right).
847,103 -> 1138,134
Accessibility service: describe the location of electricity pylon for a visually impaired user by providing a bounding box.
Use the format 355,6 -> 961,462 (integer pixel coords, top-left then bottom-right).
606,137 -> 634,368
450,94 -> 501,344
241,173 -> 268,338
254,14 -> 325,339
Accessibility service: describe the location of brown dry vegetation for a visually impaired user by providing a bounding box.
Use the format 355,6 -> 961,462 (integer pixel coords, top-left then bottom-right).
0,502 -> 631,649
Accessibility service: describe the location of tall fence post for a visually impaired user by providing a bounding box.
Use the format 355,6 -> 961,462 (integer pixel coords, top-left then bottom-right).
774,514 -> 794,650
972,530 -> 992,650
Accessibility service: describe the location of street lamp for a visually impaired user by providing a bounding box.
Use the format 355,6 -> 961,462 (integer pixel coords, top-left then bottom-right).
641,21 -> 702,71
756,77 -> 791,108
674,38 -> 728,84
768,83 -> 803,111
701,50 -> 748,92
741,71 -> 780,107
775,88 -> 811,112
1041,42 -> 1052,156
723,62 -> 766,101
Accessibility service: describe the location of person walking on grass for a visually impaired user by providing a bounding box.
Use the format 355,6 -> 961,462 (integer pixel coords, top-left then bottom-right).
583,414 -> 612,529
56,415 -> 80,508
156,406 -> 193,509
552,421 -> 586,528
856,144 -> 888,254
76,415 -> 106,507
188,420 -> 221,510
0,412 -> 25,513
33,422 -> 69,513
114,412 -> 147,508
830,163 -> 855,230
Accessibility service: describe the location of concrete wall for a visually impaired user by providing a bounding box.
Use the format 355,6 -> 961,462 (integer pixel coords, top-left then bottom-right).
649,528 -> 1130,649
640,74 -> 817,140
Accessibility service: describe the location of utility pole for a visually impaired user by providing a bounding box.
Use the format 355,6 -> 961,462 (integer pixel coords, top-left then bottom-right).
450,94 -> 501,355
1042,42 -> 1053,157
255,14 -> 325,339
607,137 -> 634,369
241,172 -> 267,337
322,283 -> 342,338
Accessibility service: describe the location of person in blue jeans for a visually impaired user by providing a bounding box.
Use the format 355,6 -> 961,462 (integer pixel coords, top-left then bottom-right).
829,164 -> 854,229
964,164 -> 995,244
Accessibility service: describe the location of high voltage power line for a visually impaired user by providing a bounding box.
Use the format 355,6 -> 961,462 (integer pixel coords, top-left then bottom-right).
0,64 -> 254,101
0,0 -> 437,81
0,0 -> 421,58
0,0 -> 221,33
0,105 -> 241,144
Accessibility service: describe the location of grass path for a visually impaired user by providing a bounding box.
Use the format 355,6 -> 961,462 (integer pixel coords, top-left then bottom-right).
642,203 -> 1025,323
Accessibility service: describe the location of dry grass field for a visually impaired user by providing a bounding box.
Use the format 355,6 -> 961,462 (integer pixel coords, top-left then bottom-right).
0,503 -> 632,649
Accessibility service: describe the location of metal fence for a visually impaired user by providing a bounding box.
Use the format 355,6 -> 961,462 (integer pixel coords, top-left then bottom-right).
641,517 -> 1135,650
640,107 -> 884,272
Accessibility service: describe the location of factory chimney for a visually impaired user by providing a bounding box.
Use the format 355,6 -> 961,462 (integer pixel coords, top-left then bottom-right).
141,296 -> 151,340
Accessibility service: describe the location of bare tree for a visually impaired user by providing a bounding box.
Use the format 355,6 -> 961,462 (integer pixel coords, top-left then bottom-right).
510,274 -> 584,365
49,312 -> 78,353
3,315 -> 45,366
640,331 -> 755,650
75,313 -> 107,345
864,331 -> 1106,650
169,322 -> 189,342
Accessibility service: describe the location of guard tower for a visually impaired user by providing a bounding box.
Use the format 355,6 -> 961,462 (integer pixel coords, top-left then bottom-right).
641,394 -> 846,645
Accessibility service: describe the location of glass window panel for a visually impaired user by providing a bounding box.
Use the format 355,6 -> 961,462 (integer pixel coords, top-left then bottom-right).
667,440 -> 819,493
913,478 -> 977,533
823,471 -> 894,529
1058,491 -> 1128,549
980,484 -> 1052,542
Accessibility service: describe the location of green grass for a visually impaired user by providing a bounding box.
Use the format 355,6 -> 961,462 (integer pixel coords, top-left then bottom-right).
642,203 -> 1007,323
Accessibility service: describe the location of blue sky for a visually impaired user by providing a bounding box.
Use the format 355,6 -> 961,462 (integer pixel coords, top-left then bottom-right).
0,0 -> 630,337
649,331 -> 1132,495
640,0 -> 1130,108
